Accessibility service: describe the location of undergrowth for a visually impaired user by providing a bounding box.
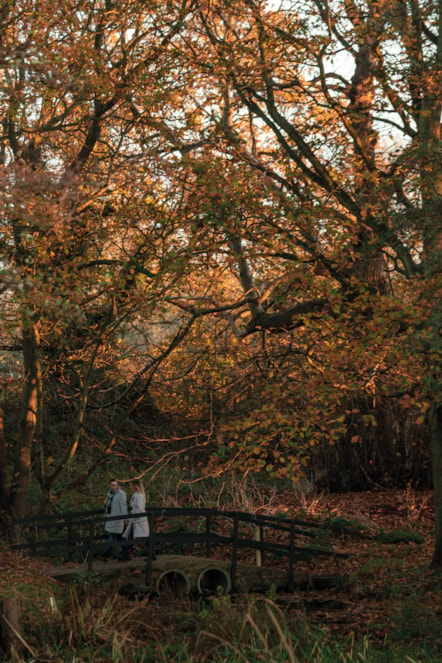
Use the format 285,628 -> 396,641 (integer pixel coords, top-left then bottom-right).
1,477 -> 438,662
1,575 -> 441,662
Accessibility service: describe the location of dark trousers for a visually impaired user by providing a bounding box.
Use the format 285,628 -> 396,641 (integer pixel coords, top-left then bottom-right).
103,532 -> 122,556
119,530 -> 135,559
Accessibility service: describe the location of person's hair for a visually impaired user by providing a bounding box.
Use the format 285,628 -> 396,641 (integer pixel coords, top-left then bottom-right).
130,479 -> 145,495
109,478 -> 118,486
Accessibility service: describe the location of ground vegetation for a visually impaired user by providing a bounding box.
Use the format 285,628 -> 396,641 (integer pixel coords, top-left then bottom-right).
0,485 -> 440,662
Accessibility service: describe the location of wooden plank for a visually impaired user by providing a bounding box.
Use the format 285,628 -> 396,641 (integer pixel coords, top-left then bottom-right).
44,552 -> 346,596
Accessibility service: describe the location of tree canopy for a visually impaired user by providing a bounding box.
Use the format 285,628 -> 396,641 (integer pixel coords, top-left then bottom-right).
0,0 -> 441,563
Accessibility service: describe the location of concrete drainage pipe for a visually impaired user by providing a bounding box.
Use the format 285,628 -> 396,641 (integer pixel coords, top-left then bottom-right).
196,566 -> 232,596
156,569 -> 191,597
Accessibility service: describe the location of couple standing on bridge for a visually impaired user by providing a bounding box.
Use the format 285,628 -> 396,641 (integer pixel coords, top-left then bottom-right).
100,478 -> 151,561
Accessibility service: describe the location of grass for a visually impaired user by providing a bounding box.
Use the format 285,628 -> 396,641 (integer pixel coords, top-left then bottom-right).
1,571 -> 442,662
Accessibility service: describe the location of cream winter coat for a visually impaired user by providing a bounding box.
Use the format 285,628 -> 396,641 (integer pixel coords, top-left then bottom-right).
123,491 -> 150,540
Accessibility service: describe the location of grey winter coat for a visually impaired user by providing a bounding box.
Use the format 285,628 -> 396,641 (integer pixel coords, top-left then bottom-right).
104,489 -> 127,534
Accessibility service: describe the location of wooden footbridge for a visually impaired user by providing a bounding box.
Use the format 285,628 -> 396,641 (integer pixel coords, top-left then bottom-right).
12,507 -> 348,596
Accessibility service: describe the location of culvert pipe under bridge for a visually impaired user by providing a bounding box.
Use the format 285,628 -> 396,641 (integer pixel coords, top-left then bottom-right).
155,568 -> 192,597
196,566 -> 232,596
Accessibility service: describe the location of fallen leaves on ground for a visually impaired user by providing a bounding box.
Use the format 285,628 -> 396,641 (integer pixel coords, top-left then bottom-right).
262,488 -> 437,643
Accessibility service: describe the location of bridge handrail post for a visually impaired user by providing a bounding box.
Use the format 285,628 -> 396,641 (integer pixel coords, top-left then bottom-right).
287,520 -> 295,591
67,517 -> 73,563
87,518 -> 96,572
205,514 -> 211,558
254,524 -> 264,567
230,513 -> 239,591
146,514 -> 156,588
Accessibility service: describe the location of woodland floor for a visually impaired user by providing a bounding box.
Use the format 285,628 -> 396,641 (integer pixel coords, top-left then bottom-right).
259,487 -> 439,645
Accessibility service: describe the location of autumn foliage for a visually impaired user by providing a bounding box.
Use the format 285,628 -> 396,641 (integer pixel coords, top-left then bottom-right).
0,1 -> 441,562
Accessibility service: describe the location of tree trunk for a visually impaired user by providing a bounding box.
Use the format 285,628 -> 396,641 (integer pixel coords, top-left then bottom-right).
0,595 -> 24,659
0,406 -> 10,509
430,402 -> 442,567
11,322 -> 42,519
39,485 -> 53,517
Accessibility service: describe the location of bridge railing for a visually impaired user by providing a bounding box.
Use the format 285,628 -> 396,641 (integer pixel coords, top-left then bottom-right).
12,507 -> 347,590
13,508 -> 106,568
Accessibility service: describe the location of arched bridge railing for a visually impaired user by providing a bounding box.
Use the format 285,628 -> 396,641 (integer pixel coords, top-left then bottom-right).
12,507 -> 347,591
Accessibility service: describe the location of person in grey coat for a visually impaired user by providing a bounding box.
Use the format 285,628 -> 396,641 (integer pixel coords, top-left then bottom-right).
101,479 -> 128,559
118,479 -> 150,560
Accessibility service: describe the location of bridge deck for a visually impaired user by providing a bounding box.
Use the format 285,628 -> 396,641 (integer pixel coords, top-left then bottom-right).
44,553 -> 343,594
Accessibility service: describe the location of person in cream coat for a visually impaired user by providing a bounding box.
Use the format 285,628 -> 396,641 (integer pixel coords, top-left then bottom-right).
119,479 -> 149,559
